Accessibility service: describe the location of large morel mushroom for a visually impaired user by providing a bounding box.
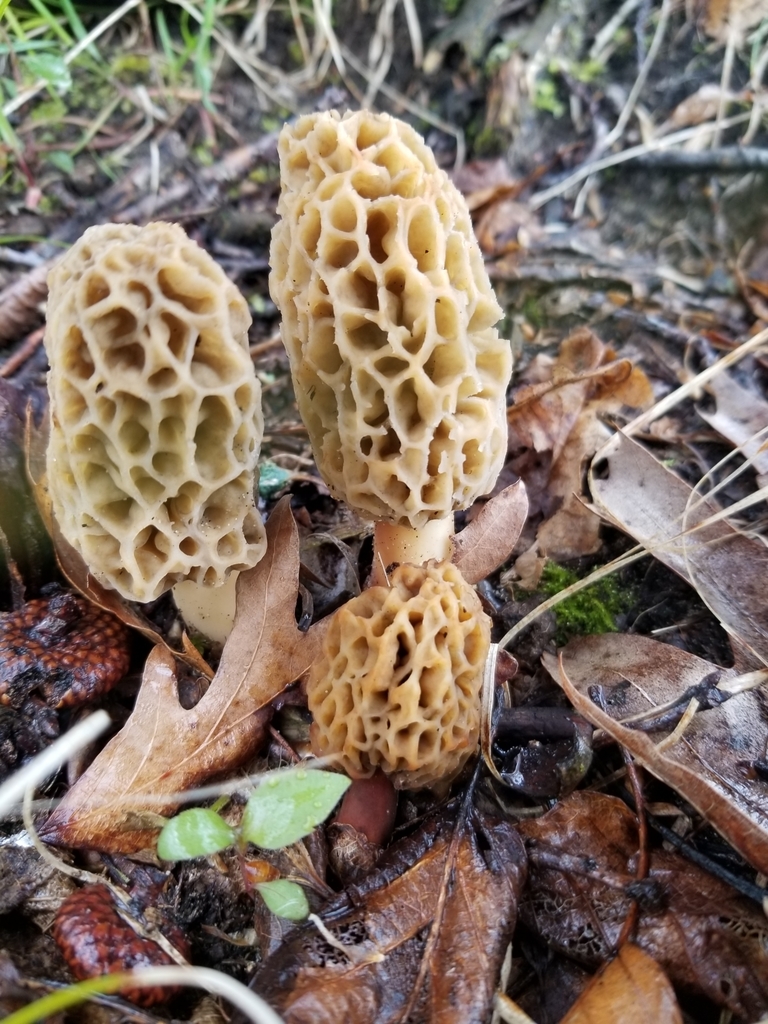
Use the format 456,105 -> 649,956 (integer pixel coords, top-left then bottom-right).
270,108 -> 512,567
45,221 -> 267,606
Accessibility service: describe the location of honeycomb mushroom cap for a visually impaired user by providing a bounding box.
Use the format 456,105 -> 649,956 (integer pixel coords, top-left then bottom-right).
307,560 -> 490,789
270,109 -> 512,528
45,221 -> 266,603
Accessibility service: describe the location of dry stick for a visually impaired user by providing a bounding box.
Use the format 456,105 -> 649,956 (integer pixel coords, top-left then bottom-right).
743,42 -> 768,145
0,325 -> 45,377
713,21 -> 738,149
589,0 -> 644,62
400,0 -> 424,67
528,112 -> 751,210
599,0 -> 673,155
634,147 -> 768,170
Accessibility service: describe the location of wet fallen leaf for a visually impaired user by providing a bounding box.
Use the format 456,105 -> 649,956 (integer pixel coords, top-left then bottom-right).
560,944 -> 682,1024
254,802 -> 527,1024
452,480 -> 528,584
519,791 -> 768,1019
508,330 -> 653,580
41,499 -> 327,854
589,432 -> 768,665
542,634 -> 768,875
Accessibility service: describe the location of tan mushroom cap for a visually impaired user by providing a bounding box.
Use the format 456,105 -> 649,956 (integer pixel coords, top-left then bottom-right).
270,109 -> 512,528
307,560 -> 490,789
45,221 -> 267,603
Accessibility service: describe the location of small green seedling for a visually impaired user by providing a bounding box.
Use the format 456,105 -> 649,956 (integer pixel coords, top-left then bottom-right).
157,767 -> 350,920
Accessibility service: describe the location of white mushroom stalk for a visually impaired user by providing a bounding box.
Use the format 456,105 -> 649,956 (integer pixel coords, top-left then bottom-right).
44,222 -> 266,639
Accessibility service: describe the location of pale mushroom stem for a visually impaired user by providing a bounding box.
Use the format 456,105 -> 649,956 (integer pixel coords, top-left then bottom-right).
370,517 -> 455,586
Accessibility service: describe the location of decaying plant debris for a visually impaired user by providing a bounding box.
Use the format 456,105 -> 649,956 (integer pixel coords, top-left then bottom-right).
1,0 -> 768,1022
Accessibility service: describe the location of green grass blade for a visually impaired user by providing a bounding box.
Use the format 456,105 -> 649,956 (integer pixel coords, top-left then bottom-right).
57,0 -> 101,60
3,974 -> 134,1024
25,0 -> 73,46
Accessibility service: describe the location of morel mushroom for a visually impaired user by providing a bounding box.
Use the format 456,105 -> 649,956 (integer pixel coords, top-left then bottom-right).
270,110 -> 509,788
269,109 -> 512,571
308,560 -> 489,789
45,222 -> 266,623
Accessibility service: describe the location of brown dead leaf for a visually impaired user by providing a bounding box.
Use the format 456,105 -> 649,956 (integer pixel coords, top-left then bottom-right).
508,331 -> 653,574
696,371 -> 768,483
254,803 -> 527,1024
703,0 -> 768,41
519,791 -> 768,1019
543,634 -> 768,875
737,239 -> 768,322
657,85 -> 740,134
560,944 -> 682,1024
40,499 -> 326,854
452,480 -> 528,584
589,432 -> 768,665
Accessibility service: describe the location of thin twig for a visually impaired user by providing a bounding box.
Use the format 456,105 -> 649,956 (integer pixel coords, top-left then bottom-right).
0,711 -> 110,818
0,325 -> 45,377
589,0 -> 644,62
599,0 -> 672,154
633,147 -> 768,170
528,112 -> 751,210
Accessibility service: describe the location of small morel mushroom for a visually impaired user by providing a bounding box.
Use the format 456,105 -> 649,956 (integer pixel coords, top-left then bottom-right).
269,109 -> 512,570
45,222 -> 267,625
308,560 -> 490,789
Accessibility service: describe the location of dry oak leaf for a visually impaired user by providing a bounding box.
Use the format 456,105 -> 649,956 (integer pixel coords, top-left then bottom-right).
696,364 -> 768,484
543,634 -> 768,876
560,944 -> 682,1024
518,791 -> 768,1019
508,329 -> 652,575
589,432 -> 768,666
41,498 -> 326,854
253,803 -> 527,1024
451,479 -> 528,584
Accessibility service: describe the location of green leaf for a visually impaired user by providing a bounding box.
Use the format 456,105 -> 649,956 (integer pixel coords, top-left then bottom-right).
46,150 -> 75,175
157,808 -> 236,861
22,52 -> 72,92
241,768 -> 351,850
256,879 -> 309,920
258,461 -> 291,499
